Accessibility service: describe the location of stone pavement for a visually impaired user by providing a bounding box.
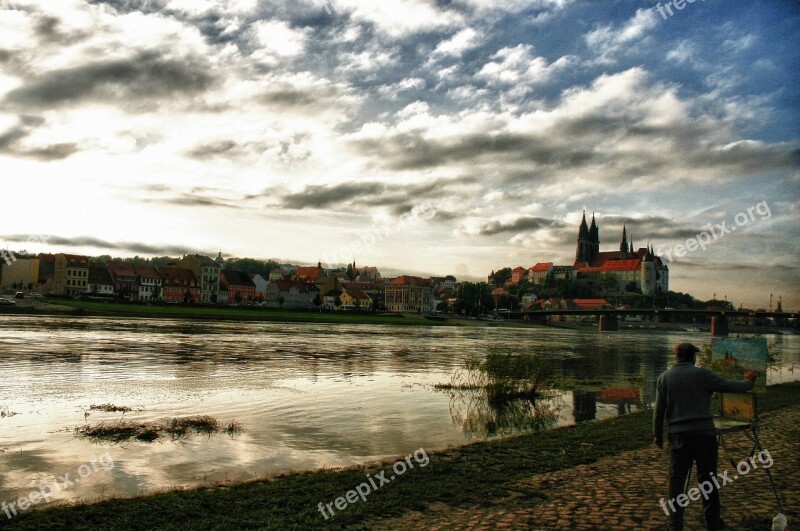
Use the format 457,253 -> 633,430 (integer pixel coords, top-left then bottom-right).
363,405 -> 799,530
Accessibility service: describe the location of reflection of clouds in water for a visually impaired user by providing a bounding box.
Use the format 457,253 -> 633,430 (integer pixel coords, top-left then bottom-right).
0,315 -> 796,502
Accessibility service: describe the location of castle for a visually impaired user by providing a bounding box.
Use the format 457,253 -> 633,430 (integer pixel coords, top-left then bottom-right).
572,212 -> 669,295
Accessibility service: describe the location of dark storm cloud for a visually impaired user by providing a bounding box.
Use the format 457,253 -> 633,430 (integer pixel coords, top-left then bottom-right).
147,194 -> 237,209
275,176 -> 476,211
3,52 -> 216,109
32,15 -> 90,45
0,116 -> 79,161
2,234 -> 205,256
476,216 -> 562,236
281,182 -> 388,209
185,140 -> 240,160
351,132 -> 598,172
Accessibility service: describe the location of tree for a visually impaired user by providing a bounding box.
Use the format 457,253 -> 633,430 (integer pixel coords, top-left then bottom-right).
234,291 -> 243,304
184,289 -> 192,303
277,295 -> 285,309
491,268 -> 512,287
313,293 -> 321,307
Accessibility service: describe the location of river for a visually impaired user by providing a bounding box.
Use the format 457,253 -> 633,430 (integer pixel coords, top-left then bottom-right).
0,315 -> 796,506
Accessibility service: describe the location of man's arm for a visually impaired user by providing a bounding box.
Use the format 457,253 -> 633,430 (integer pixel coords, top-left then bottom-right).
653,378 -> 666,448
704,369 -> 756,393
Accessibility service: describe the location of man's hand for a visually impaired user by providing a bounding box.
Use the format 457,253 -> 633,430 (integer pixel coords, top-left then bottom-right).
653,437 -> 663,449
744,370 -> 757,382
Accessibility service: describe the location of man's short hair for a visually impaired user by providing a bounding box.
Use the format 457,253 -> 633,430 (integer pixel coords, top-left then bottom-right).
675,342 -> 700,361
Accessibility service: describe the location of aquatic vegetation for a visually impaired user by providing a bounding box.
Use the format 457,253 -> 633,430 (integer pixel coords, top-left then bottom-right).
89,403 -> 133,413
75,416 -> 243,444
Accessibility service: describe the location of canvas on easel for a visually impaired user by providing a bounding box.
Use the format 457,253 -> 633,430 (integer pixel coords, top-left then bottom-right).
710,337 -> 768,393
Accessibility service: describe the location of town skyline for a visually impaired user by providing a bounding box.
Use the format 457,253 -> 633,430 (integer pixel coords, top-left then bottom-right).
0,1 -> 797,309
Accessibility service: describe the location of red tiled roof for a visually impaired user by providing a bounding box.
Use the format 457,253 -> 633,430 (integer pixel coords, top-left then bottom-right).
347,290 -> 370,299
573,298 -> 609,309
578,266 -> 603,273
295,266 -> 323,281
601,259 -> 641,272
109,261 -> 136,275
531,262 -> 553,272
135,266 -> 160,279
512,266 -> 526,272
388,275 -> 430,286
157,266 -> 197,285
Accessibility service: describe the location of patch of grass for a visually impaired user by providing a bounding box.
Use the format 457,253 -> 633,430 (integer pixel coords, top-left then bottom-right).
11,382 -> 798,531
74,416 -> 242,444
89,403 -> 133,413
41,299 -> 451,327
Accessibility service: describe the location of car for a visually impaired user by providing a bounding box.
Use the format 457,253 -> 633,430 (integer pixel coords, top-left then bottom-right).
29,292 -> 42,298
0,297 -> 17,305
14,292 -> 24,299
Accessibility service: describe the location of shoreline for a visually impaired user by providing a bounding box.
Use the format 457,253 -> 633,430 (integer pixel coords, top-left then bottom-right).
1,300 -> 794,335
5,381 -> 798,530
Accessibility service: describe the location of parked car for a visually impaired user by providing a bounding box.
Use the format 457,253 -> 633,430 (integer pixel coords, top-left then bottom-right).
0,297 -> 17,305
29,292 -> 42,298
14,292 -> 24,299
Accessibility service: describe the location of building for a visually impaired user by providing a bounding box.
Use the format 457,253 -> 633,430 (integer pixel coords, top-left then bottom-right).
135,266 -> 162,301
54,254 -> 90,296
385,275 -> 433,313
108,261 -> 137,299
572,212 -> 669,295
220,269 -> 256,304
528,262 -> 553,284
508,267 -> 526,285
0,256 -> 39,292
340,289 -> 372,309
178,254 -> 222,303
251,274 -> 268,300
158,266 -> 200,303
265,280 -> 314,309
87,265 -> 114,297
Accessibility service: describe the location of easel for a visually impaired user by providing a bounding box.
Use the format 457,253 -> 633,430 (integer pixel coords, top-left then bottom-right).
706,393 -> 783,515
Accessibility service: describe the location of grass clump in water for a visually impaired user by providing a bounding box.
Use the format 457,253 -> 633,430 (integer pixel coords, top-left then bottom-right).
75,416 -> 242,444
89,403 -> 133,413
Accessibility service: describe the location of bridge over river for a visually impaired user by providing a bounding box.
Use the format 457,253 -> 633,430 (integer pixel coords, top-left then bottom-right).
503,309 -> 799,336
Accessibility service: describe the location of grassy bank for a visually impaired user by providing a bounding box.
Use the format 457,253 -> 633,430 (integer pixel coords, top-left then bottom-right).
24,299 -> 450,327
7,382 -> 799,530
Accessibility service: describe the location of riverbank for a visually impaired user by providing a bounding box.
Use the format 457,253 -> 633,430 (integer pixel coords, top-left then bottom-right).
6,382 -> 799,530
0,298 -> 533,328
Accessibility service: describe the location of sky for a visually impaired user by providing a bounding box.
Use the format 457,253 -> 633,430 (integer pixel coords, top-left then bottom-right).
0,0 -> 798,309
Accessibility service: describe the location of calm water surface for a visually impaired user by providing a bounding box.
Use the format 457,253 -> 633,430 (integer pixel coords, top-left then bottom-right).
0,315 -> 797,504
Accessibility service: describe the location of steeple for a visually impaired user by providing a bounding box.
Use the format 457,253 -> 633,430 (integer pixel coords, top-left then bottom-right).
619,225 -> 628,255
579,211 -> 589,237
629,240 -> 634,255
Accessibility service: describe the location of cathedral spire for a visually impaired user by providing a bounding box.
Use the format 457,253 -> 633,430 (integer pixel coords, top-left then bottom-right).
619,225 -> 628,255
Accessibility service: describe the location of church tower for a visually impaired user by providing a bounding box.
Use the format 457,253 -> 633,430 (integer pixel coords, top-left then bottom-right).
589,213 -> 600,263
575,210 -> 599,262
619,226 -> 629,257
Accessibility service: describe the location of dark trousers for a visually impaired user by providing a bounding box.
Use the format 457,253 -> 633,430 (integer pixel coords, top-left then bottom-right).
668,432 -> 721,530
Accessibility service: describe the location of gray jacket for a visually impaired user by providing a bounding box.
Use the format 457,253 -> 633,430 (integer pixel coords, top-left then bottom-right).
653,361 -> 754,440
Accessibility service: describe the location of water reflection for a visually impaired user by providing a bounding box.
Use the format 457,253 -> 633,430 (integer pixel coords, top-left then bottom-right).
448,392 -> 562,437
0,315 -> 796,505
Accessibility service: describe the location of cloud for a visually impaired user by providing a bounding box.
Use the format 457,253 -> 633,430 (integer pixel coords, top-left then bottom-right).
585,8 -> 657,63
432,27 -> 482,58
0,115 -> 79,161
1,234 -> 207,256
279,181 -> 388,209
473,215 -> 561,236
3,51 -> 216,109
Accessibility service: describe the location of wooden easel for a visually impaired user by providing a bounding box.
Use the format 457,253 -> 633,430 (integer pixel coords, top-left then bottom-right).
712,393 -> 784,516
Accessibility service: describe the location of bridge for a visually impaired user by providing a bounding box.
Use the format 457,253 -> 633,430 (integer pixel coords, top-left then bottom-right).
502,309 -> 799,336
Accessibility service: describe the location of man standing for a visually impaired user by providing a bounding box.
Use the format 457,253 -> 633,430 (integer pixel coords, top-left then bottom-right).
653,342 -> 756,530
